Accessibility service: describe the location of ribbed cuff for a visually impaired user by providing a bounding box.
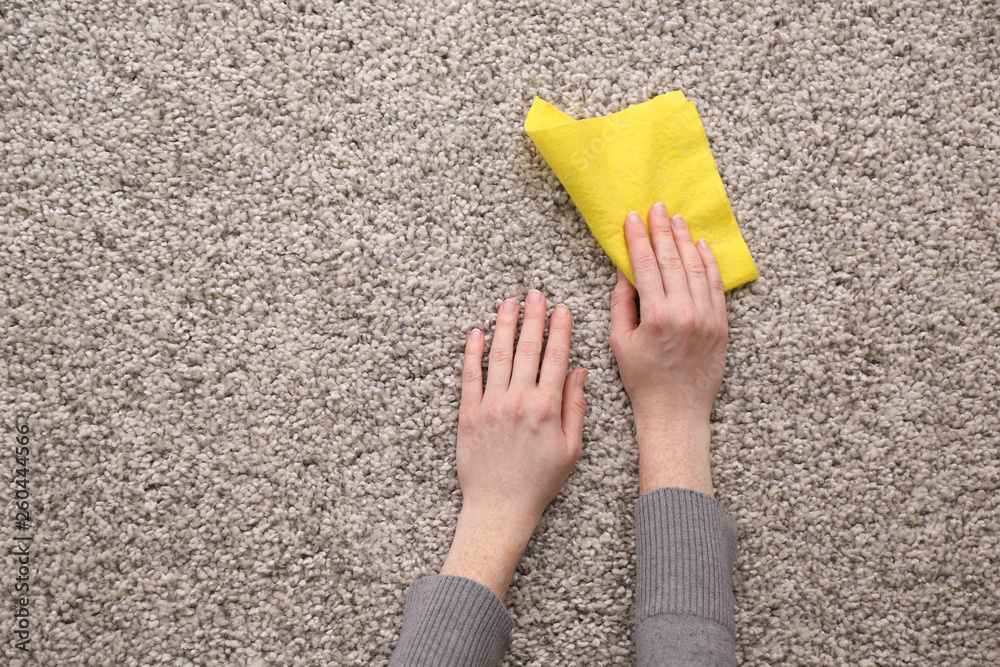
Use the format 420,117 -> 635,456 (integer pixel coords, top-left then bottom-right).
390,575 -> 514,667
635,487 -> 738,634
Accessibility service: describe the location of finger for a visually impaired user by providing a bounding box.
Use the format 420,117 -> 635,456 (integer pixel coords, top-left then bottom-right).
697,239 -> 729,330
647,202 -> 689,299
511,290 -> 547,387
460,329 -> 485,409
609,268 -> 638,344
624,211 -> 665,320
669,214 -> 712,306
538,303 -> 572,394
484,299 -> 519,396
561,368 -> 587,462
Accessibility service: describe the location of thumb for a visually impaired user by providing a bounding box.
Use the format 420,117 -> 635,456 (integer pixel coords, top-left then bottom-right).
561,368 -> 588,458
610,268 -> 638,349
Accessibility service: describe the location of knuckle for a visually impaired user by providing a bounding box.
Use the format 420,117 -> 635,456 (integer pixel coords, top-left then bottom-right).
709,276 -> 725,292
533,395 -> 558,420
517,339 -> 542,358
698,316 -> 717,337
504,393 -> 527,419
462,368 -> 481,385
649,304 -> 672,330
685,261 -> 707,277
544,343 -> 568,364
673,309 -> 697,335
489,346 -> 512,365
677,319 -> 697,336
634,253 -> 658,274
658,253 -> 684,272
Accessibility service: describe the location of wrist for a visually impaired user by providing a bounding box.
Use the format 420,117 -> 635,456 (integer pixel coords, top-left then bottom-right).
631,395 -> 711,428
634,410 -> 710,443
440,505 -> 536,601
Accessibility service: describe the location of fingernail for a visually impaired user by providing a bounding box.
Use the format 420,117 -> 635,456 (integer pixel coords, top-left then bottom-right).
698,238 -> 707,249
627,211 -> 642,226
554,303 -> 570,318
501,300 -> 517,313
526,290 -> 543,305
577,369 -> 588,389
671,214 -> 686,230
653,202 -> 667,216
470,328 -> 483,342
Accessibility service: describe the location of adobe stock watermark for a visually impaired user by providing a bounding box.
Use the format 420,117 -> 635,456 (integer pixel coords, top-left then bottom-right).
11,421 -> 32,653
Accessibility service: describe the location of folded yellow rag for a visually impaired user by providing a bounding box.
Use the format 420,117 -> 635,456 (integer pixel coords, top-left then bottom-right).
524,92 -> 758,291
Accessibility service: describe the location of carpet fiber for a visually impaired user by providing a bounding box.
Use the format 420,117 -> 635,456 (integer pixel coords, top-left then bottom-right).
2,1 -> 999,665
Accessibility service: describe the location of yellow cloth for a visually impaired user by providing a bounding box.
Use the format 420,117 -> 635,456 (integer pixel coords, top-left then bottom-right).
524,92 -> 758,290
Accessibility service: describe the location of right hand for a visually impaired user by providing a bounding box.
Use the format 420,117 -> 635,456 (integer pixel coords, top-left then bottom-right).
609,203 -> 729,495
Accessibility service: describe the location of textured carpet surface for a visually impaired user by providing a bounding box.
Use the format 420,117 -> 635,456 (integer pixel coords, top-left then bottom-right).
3,1 -> 999,665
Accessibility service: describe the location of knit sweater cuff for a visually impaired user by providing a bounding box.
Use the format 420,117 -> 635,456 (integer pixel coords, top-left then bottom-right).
390,575 -> 514,666
635,487 -> 738,634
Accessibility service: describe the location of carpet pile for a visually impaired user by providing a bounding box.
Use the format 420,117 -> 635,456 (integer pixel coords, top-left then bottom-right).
2,1 -> 998,664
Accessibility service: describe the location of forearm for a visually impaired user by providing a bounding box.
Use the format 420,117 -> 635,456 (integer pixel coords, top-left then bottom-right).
634,411 -> 714,497
439,505 -> 535,601
390,508 -> 531,666
632,411 -> 737,666
390,575 -> 514,667
634,487 -> 737,667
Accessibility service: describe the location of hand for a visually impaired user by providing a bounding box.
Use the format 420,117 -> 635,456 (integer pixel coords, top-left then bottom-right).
440,291 -> 588,600
609,203 -> 728,497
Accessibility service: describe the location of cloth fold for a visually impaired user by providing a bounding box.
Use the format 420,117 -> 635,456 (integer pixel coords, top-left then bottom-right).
525,93 -> 759,291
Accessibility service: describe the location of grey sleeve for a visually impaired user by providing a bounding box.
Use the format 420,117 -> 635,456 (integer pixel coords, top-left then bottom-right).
389,575 -> 514,667
635,487 -> 739,667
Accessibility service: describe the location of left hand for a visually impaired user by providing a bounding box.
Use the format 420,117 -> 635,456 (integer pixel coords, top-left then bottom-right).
440,290 -> 587,600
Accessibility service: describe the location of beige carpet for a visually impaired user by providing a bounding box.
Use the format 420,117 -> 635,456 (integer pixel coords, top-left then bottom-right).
3,0 -> 999,664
